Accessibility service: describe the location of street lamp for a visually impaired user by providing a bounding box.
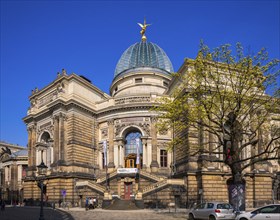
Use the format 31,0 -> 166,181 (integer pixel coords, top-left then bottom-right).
37,160 -> 48,220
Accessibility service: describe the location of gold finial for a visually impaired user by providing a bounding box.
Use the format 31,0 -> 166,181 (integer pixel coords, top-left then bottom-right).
137,18 -> 151,42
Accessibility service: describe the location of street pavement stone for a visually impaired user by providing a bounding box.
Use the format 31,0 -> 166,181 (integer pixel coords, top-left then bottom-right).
0,206 -> 188,220
65,207 -> 187,220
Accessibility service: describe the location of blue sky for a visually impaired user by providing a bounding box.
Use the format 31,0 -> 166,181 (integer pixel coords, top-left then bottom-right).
1,0 -> 279,147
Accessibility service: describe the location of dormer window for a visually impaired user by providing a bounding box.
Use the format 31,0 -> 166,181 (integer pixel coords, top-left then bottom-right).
135,78 -> 143,83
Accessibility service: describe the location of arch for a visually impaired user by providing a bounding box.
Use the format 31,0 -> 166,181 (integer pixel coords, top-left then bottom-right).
36,131 -> 53,168
38,130 -> 53,143
122,127 -> 143,168
119,125 -> 145,138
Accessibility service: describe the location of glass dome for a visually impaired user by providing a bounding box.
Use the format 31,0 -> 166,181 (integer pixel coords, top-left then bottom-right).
114,41 -> 174,78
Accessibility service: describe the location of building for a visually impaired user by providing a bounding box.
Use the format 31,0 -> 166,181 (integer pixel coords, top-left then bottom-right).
22,23 -> 185,208
22,23 -> 280,209
0,141 -> 28,204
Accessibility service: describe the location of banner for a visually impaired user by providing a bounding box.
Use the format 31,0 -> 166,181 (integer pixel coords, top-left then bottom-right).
136,138 -> 140,165
103,140 -> 107,166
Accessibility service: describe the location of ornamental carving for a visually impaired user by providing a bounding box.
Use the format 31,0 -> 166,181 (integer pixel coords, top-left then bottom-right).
138,122 -> 150,136
115,121 -> 151,137
115,96 -> 151,105
37,122 -> 54,136
107,119 -> 114,125
150,116 -> 158,123
101,128 -> 108,139
115,124 -> 126,137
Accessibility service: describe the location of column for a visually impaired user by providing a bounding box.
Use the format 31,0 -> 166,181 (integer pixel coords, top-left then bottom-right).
53,115 -> 59,162
150,117 -> 159,172
31,125 -> 37,166
59,113 -> 66,161
27,128 -> 32,166
107,119 -> 115,169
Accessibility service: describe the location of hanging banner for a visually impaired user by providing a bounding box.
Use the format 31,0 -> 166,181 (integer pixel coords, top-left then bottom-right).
103,140 -> 107,166
136,138 -> 140,165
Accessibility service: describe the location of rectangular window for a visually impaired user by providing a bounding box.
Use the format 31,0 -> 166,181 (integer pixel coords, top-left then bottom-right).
160,150 -> 167,167
135,78 -> 143,83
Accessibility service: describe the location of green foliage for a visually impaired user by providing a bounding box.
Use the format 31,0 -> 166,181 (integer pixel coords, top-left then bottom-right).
153,42 -> 280,179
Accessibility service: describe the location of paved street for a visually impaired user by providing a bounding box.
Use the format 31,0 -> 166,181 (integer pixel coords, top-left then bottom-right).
0,206 -> 74,220
0,206 -> 187,220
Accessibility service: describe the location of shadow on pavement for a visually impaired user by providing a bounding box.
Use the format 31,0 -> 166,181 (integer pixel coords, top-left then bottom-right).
0,206 -> 75,220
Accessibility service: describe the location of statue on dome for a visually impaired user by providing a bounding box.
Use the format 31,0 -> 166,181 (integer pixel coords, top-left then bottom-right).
138,18 -> 151,41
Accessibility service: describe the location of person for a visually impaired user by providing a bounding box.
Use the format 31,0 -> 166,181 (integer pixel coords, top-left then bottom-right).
1,200 -> 5,211
93,197 -> 97,208
88,197 -> 93,209
85,197 -> 89,211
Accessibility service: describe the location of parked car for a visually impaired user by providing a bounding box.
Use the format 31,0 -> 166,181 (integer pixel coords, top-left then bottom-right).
188,202 -> 236,220
235,204 -> 280,220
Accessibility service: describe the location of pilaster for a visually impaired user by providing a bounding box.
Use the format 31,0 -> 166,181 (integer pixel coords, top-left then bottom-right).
150,116 -> 159,172
107,119 -> 115,169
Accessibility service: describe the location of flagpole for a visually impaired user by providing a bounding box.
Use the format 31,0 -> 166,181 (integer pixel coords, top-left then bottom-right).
136,138 -> 141,191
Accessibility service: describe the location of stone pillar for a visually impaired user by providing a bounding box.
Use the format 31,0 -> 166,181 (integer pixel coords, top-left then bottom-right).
59,113 -> 66,162
150,117 -> 159,172
31,125 -> 37,166
141,137 -> 148,168
27,127 -> 32,166
53,115 -> 59,163
107,119 -> 115,169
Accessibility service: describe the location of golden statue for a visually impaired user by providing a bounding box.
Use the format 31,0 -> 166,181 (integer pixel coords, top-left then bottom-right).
138,18 -> 151,41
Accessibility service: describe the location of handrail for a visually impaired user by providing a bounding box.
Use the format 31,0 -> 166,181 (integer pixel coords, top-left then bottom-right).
76,180 -> 106,194
142,178 -> 185,196
97,170 -> 118,183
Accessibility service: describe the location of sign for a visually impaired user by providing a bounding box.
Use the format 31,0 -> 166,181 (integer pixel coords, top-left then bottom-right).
61,189 -> 66,197
103,140 -> 107,165
117,168 -> 138,174
136,138 -> 140,165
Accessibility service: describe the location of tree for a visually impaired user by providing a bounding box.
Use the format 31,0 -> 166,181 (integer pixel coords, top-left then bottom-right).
154,42 -> 280,209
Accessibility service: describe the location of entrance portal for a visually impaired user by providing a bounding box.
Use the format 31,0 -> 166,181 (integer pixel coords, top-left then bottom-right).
124,131 -> 143,168
124,182 -> 132,200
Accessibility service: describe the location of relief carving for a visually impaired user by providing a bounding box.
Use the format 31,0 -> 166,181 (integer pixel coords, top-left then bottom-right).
138,122 -> 150,136
101,128 -> 108,139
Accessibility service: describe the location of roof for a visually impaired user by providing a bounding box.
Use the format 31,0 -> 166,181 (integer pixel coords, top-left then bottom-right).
114,41 -> 174,78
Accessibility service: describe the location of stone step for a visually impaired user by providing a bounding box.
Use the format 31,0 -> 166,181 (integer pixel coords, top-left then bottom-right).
105,198 -> 140,210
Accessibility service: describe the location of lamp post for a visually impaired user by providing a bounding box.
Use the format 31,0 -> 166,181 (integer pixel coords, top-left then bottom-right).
37,160 -> 48,220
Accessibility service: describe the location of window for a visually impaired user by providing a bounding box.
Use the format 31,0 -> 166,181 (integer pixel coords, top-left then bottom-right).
160,150 -> 167,167
255,205 -> 279,214
207,203 -> 214,209
125,131 -> 142,156
135,78 -> 143,83
163,81 -> 169,87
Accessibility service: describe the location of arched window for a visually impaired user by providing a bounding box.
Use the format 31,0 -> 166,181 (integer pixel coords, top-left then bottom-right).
125,131 -> 142,168
125,131 -> 142,155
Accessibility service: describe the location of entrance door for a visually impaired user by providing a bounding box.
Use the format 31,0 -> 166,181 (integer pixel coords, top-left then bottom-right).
124,182 -> 132,200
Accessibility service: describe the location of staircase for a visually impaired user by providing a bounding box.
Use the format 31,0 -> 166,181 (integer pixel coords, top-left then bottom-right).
106,198 -> 140,210
140,170 -> 164,182
76,180 -> 106,195
97,170 -> 118,184
142,179 -> 185,197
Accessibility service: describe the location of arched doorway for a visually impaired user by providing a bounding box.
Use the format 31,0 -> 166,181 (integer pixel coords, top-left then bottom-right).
36,132 -> 53,168
124,130 -> 143,168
